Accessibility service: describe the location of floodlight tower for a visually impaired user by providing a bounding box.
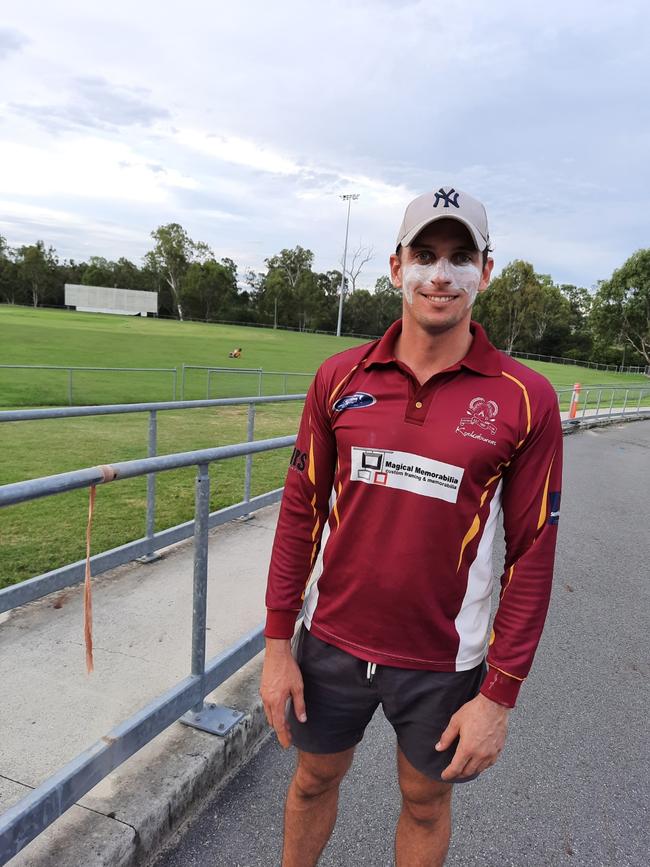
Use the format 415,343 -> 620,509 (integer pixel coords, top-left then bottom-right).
336,193 -> 360,337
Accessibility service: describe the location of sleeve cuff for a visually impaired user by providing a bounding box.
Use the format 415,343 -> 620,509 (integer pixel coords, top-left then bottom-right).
480,665 -> 524,708
264,609 -> 300,639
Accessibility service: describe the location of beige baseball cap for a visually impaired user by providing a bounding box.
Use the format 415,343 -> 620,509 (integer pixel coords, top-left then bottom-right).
396,186 -> 490,251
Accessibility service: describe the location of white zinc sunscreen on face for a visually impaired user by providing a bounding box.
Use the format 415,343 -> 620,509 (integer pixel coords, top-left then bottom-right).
401,259 -> 481,305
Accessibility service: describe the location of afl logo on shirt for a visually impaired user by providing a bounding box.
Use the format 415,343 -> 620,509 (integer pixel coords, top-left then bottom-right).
333,391 -> 376,412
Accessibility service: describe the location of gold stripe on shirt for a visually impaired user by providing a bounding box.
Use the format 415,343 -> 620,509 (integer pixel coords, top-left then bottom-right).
537,452 -> 556,530
502,371 -> 532,446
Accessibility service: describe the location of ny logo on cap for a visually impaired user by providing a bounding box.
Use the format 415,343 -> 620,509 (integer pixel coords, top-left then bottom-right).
432,187 -> 460,209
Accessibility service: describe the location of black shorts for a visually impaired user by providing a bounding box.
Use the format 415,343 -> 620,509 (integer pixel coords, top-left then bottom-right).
288,627 -> 486,783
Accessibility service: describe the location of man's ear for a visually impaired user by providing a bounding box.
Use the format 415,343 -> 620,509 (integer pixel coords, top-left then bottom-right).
389,253 -> 402,288
477,257 -> 494,294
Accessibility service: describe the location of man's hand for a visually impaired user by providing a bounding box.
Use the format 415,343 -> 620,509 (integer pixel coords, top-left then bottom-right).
260,637 -> 307,748
437,692 -> 511,781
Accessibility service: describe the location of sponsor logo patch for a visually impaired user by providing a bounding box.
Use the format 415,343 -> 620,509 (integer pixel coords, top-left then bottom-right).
455,397 -> 498,445
350,447 -> 464,503
333,391 -> 376,412
288,447 -> 307,473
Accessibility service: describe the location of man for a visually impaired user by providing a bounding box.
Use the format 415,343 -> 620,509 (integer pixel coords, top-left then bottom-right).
261,186 -> 562,866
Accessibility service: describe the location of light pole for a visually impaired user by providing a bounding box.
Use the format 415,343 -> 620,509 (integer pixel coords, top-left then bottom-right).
336,193 -> 359,337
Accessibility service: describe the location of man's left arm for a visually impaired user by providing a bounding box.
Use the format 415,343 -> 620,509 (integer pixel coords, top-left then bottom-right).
439,385 -> 563,779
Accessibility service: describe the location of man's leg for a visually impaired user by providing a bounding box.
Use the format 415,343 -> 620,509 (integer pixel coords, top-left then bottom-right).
282,747 -> 355,867
395,746 -> 453,867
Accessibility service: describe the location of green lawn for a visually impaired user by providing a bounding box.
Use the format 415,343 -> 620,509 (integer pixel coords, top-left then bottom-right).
1,305 -> 648,588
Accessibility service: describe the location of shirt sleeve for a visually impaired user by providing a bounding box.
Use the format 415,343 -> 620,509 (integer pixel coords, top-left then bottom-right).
264,368 -> 337,639
480,386 -> 563,707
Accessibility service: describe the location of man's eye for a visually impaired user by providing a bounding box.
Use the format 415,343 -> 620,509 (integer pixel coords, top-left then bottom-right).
453,253 -> 472,265
416,251 -> 433,264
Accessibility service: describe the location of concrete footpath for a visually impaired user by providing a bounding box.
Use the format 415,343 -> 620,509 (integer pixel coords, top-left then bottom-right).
0,505 -> 282,866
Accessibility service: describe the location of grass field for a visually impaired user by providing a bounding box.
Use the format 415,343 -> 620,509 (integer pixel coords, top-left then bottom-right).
1,305 -> 648,588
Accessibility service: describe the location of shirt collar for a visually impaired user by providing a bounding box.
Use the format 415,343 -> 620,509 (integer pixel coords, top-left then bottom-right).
363,319 -> 502,377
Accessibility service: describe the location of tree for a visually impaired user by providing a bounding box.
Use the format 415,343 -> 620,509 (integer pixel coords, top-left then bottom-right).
183,259 -> 238,322
16,241 -> 59,308
0,236 -> 23,305
473,260 -> 545,352
374,275 -> 403,333
343,244 -> 374,294
264,247 -> 316,330
145,223 -> 212,321
81,256 -> 115,287
591,250 -> 650,365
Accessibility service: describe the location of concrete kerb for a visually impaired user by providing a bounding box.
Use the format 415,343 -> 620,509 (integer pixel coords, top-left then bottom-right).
4,414 -> 650,867
8,661 -> 270,867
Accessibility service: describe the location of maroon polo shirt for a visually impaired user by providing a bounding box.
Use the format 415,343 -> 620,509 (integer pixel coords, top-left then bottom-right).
265,320 -> 562,707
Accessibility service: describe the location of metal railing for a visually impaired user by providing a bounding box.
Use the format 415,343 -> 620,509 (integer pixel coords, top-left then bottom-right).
556,385 -> 650,420
0,394 -> 306,608
507,351 -> 649,375
180,364 -> 314,400
0,364 -> 178,406
0,433 -> 299,864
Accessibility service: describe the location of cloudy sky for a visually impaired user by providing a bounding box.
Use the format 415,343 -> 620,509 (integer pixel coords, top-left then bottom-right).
1,0 -> 648,290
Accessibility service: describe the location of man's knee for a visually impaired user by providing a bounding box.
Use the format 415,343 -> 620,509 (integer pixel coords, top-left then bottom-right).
398,765 -> 452,825
293,750 -> 354,799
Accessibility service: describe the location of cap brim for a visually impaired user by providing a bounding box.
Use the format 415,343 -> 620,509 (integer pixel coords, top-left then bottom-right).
400,215 -> 488,252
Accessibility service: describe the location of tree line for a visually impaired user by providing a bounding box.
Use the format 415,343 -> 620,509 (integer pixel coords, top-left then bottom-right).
1,224 -> 648,367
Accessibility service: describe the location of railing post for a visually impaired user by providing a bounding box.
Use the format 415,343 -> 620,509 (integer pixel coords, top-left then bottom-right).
283,373 -> 288,394
636,390 -> 644,415
243,404 -> 256,509
206,369 -> 212,400
581,390 -> 589,419
258,369 -> 263,397
594,389 -> 602,417
622,389 -> 629,415
181,462 -> 244,735
172,368 -> 177,401
181,364 -> 186,401
68,369 -> 73,406
139,410 -> 160,563
608,390 -> 615,417
190,462 -> 210,709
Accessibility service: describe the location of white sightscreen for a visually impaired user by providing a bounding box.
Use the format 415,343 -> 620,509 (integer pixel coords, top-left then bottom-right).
65,284 -> 158,315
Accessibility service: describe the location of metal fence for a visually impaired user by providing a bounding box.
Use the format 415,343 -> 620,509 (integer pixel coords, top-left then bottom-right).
0,364 -> 178,406
180,364 -> 314,400
1,388 -> 650,863
556,384 -> 650,417
508,351 -> 649,375
0,394 -> 306,601
0,363 -> 314,407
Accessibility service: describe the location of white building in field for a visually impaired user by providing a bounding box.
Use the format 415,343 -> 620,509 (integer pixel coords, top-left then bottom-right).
64,284 -> 158,316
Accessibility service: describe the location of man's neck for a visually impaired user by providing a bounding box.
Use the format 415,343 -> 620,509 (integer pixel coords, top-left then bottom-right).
394,318 -> 473,385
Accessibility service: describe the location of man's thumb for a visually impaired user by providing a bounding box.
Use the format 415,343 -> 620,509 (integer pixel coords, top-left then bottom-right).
292,684 -> 307,723
435,718 -> 459,751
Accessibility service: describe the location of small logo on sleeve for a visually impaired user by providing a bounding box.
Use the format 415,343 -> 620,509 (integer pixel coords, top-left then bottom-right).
332,392 -> 376,412
288,447 -> 307,473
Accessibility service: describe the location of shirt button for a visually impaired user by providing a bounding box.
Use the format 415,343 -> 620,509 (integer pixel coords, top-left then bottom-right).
415,401 -> 423,409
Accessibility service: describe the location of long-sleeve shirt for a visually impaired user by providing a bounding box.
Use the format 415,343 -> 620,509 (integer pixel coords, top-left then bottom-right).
264,320 -> 563,707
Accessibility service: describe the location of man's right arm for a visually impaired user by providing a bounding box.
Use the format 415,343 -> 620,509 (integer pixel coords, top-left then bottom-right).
260,369 -> 337,746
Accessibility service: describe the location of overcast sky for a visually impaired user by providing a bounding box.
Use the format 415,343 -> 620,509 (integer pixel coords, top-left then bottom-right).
1,0 -> 648,290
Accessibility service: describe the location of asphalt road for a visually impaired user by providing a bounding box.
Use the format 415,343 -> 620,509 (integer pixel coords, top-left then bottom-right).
153,421 -> 650,867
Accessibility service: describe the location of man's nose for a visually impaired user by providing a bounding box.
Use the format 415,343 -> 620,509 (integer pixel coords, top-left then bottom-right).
429,259 -> 453,284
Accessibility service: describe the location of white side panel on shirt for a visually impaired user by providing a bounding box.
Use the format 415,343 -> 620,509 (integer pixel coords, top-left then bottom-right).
302,487 -> 334,628
454,480 -> 503,669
